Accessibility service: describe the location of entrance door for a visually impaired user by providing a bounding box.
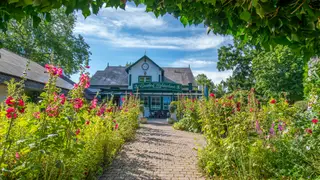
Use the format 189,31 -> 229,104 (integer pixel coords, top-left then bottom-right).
141,96 -> 150,117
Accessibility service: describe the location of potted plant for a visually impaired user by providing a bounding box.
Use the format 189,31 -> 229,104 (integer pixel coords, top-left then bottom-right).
168,101 -> 177,122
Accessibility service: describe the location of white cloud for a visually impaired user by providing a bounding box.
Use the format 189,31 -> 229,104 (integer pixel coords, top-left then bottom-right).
74,4 -> 230,50
171,59 -> 216,68
193,70 -> 232,84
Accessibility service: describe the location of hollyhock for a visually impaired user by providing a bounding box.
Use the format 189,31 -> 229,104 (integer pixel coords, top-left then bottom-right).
270,99 -> 276,104
130,92 -> 133,96
209,93 -> 215,97
312,118 -> 318,124
46,106 -> 59,117
56,68 -> 63,77
113,120 -> 116,123
250,108 -> 254,112
228,95 -> 233,100
106,107 -> 112,113
5,96 -> 14,106
33,112 -> 40,119
6,107 -> 17,119
73,98 -> 84,109
79,74 -> 90,88
97,106 -> 106,116
90,98 -> 98,109
60,94 -> 66,105
121,97 -> 126,102
306,128 -> 312,134
75,128 -> 80,135
85,65 -> 90,69
73,83 -> 79,89
85,120 -> 90,125
18,99 -> 25,107
15,152 -> 20,160
115,123 -> 119,130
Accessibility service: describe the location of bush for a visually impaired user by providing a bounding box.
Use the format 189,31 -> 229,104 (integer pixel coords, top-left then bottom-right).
167,118 -> 175,124
172,98 -> 202,133
0,65 -> 140,179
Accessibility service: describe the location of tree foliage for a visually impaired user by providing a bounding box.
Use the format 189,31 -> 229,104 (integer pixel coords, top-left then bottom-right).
195,74 -> 213,91
0,8 -> 91,75
217,40 -> 256,91
0,0 -> 319,57
252,45 -> 305,101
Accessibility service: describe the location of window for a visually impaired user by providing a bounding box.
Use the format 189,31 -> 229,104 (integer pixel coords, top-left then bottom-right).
129,74 -> 132,86
138,76 -> 152,83
141,96 -> 149,107
163,96 -> 171,110
151,96 -> 161,110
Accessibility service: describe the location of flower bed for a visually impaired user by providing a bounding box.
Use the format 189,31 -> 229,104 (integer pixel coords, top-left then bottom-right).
174,90 -> 320,178
0,65 -> 140,179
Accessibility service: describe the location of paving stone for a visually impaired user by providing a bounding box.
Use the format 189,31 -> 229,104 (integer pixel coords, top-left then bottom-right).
99,119 -> 206,180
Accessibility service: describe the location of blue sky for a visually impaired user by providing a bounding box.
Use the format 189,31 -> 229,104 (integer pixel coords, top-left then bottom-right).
72,3 -> 233,83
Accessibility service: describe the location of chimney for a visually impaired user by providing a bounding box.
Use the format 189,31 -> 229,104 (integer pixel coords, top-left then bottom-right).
107,63 -> 109,68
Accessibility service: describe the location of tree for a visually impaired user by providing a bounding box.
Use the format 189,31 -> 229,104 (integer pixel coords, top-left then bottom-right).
252,45 -> 305,102
196,74 -> 213,92
217,40 -> 256,91
0,8 -> 91,75
0,1 -> 319,58
212,81 -> 227,98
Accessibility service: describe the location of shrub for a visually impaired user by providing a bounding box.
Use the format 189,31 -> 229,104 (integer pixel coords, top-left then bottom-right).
167,118 -> 175,124
0,65 -> 140,179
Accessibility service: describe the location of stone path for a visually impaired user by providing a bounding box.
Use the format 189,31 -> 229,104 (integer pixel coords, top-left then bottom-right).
99,119 -> 206,180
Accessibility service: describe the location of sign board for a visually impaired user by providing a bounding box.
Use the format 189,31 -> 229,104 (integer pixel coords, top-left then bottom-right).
133,82 -> 182,92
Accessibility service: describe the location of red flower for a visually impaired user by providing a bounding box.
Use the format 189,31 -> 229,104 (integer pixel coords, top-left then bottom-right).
121,97 -> 126,102
45,64 -> 63,77
250,108 -> 254,112
18,99 -> 25,107
18,108 -> 25,113
5,96 -> 14,106
6,107 -> 17,119
60,94 -> 66,105
115,123 -> 119,130
228,95 -> 233,100
85,120 -> 90,125
73,83 -> 79,89
306,128 -> 312,134
113,120 -> 116,123
312,118 -> 318,124
15,152 -> 20,160
85,65 -> 90,69
73,98 -> 84,109
33,112 -> 40,119
75,128 -> 80,135
270,99 -> 276,104
209,93 -> 215,97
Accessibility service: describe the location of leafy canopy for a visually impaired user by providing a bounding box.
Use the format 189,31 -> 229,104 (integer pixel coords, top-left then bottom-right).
1,0 -> 320,57
217,40 -> 256,91
0,8 -> 91,75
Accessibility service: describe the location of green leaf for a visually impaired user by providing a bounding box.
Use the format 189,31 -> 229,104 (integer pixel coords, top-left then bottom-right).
32,15 -> 41,27
23,0 -> 33,5
240,11 -> 251,22
180,16 -> 188,27
177,3 -> 182,10
8,0 -> 19,4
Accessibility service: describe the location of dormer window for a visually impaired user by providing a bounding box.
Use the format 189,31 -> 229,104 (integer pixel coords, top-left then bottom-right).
139,76 -> 151,83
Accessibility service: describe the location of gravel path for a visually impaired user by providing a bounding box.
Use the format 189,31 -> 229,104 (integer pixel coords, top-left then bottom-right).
99,119 -> 206,180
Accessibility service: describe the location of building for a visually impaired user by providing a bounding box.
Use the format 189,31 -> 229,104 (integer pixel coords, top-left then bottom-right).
89,55 -> 202,118
0,49 -> 75,101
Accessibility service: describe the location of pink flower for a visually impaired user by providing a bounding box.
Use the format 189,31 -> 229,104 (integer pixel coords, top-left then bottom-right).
73,98 -> 84,109
73,83 -> 79,89
113,120 -> 116,123
255,120 -> 262,135
60,94 -> 66,105
5,96 -> 14,106
33,112 -> 40,119
269,123 -> 275,136
115,123 -> 119,130
209,93 -> 215,97
75,128 -> 80,136
56,68 -> 63,77
85,65 -> 90,69
250,108 -> 254,112
18,99 -> 25,107
121,97 -> 126,102
270,99 -> 276,104
90,98 -> 98,110
45,64 -> 62,76
97,105 -> 106,116
6,107 -> 17,119
312,118 -> 318,124
15,152 -> 20,160
79,74 -> 90,88
46,105 -> 59,117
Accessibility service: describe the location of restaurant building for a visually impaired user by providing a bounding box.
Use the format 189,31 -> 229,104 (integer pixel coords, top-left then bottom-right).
89,55 -> 202,118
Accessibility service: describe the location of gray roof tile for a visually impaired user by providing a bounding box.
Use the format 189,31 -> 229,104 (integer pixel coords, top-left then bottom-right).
90,66 -> 128,86
0,49 -> 73,90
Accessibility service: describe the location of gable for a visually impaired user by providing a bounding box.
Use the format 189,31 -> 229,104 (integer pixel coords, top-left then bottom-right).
125,55 -> 163,73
